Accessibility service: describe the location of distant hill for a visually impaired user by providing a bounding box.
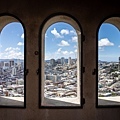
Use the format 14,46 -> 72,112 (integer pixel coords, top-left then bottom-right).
98,60 -> 118,63
0,59 -> 24,63
98,60 -> 107,63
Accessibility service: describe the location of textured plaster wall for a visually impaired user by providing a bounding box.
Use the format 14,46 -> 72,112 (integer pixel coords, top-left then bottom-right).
0,0 -> 120,120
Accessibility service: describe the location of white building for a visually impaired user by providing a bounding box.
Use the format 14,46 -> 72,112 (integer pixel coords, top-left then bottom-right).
68,57 -> 72,66
12,67 -> 16,75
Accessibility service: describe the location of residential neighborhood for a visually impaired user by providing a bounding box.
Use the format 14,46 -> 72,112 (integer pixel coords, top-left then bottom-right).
44,57 -> 78,99
0,59 -> 24,98
98,58 -> 120,97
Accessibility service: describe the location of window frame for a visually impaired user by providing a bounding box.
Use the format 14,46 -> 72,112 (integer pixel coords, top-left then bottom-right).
96,15 -> 120,108
39,13 -> 84,108
0,13 -> 26,108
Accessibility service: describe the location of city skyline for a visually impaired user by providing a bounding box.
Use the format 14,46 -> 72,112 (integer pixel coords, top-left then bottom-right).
45,57 -> 77,61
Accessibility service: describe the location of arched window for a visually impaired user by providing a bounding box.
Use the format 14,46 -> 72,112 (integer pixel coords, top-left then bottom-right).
97,17 -> 120,107
0,15 -> 25,107
40,14 -> 83,107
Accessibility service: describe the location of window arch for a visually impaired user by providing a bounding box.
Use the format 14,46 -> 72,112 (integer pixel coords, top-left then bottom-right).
97,16 -> 120,107
0,14 -> 26,108
39,14 -> 83,107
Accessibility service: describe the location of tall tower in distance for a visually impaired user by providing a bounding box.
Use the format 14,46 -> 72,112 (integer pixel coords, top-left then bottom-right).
68,57 -> 71,66
61,57 -> 65,65
12,67 -> 16,75
50,59 -> 55,67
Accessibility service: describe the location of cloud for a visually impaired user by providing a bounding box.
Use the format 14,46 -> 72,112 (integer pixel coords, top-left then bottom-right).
98,38 -> 114,47
0,44 -> 2,48
99,46 -> 104,51
5,47 -> 20,52
17,42 -> 24,46
62,51 -> 69,55
58,40 -> 70,46
5,47 -> 12,52
72,36 -> 78,42
59,50 -> 74,57
70,30 -> 77,35
56,48 -> 74,55
70,51 -> 74,54
60,29 -> 69,35
7,51 -> 24,59
74,49 -> 77,53
51,28 -> 63,38
46,48 -> 76,60
74,45 -> 77,48
45,33 -> 47,38
3,47 -> 23,59
21,33 -> 24,39
57,48 -> 62,52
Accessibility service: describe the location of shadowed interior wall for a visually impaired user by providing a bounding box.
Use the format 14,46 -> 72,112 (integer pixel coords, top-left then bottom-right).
0,0 -> 120,120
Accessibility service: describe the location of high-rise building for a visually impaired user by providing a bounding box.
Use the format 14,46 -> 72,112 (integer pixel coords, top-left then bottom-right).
21,62 -> 24,69
68,57 -> 72,65
0,61 -> 4,68
61,57 -> 65,65
10,60 -> 14,67
12,67 -> 16,75
16,59 -> 21,70
50,59 -> 55,67
56,59 -> 61,64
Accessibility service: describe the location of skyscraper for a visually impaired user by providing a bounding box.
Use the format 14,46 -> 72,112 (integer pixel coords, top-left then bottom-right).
50,59 -> 55,67
68,57 -> 72,66
61,57 -> 65,65
12,67 -> 16,75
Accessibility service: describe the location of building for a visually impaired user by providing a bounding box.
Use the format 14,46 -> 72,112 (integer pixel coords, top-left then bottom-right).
3,62 -> 9,69
9,60 -> 14,67
61,57 -> 65,65
68,57 -> 72,65
12,67 -> 16,75
50,59 -> 56,67
45,75 -> 61,83
56,59 -> 61,64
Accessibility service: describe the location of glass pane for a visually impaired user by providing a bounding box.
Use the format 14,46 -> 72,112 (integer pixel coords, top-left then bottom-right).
0,21 -> 25,107
98,23 -> 120,106
41,21 -> 81,107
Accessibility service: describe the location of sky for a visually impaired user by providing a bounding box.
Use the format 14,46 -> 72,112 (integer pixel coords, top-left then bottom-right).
1,21 -> 120,62
98,23 -> 120,62
0,22 -> 24,60
45,22 -> 78,60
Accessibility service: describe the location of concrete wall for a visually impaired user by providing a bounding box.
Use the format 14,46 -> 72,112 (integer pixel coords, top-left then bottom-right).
0,0 -> 120,120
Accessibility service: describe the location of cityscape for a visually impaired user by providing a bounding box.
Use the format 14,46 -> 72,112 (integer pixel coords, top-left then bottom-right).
98,57 -> 120,98
44,55 -> 120,103
0,59 -> 24,99
44,57 -> 78,99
